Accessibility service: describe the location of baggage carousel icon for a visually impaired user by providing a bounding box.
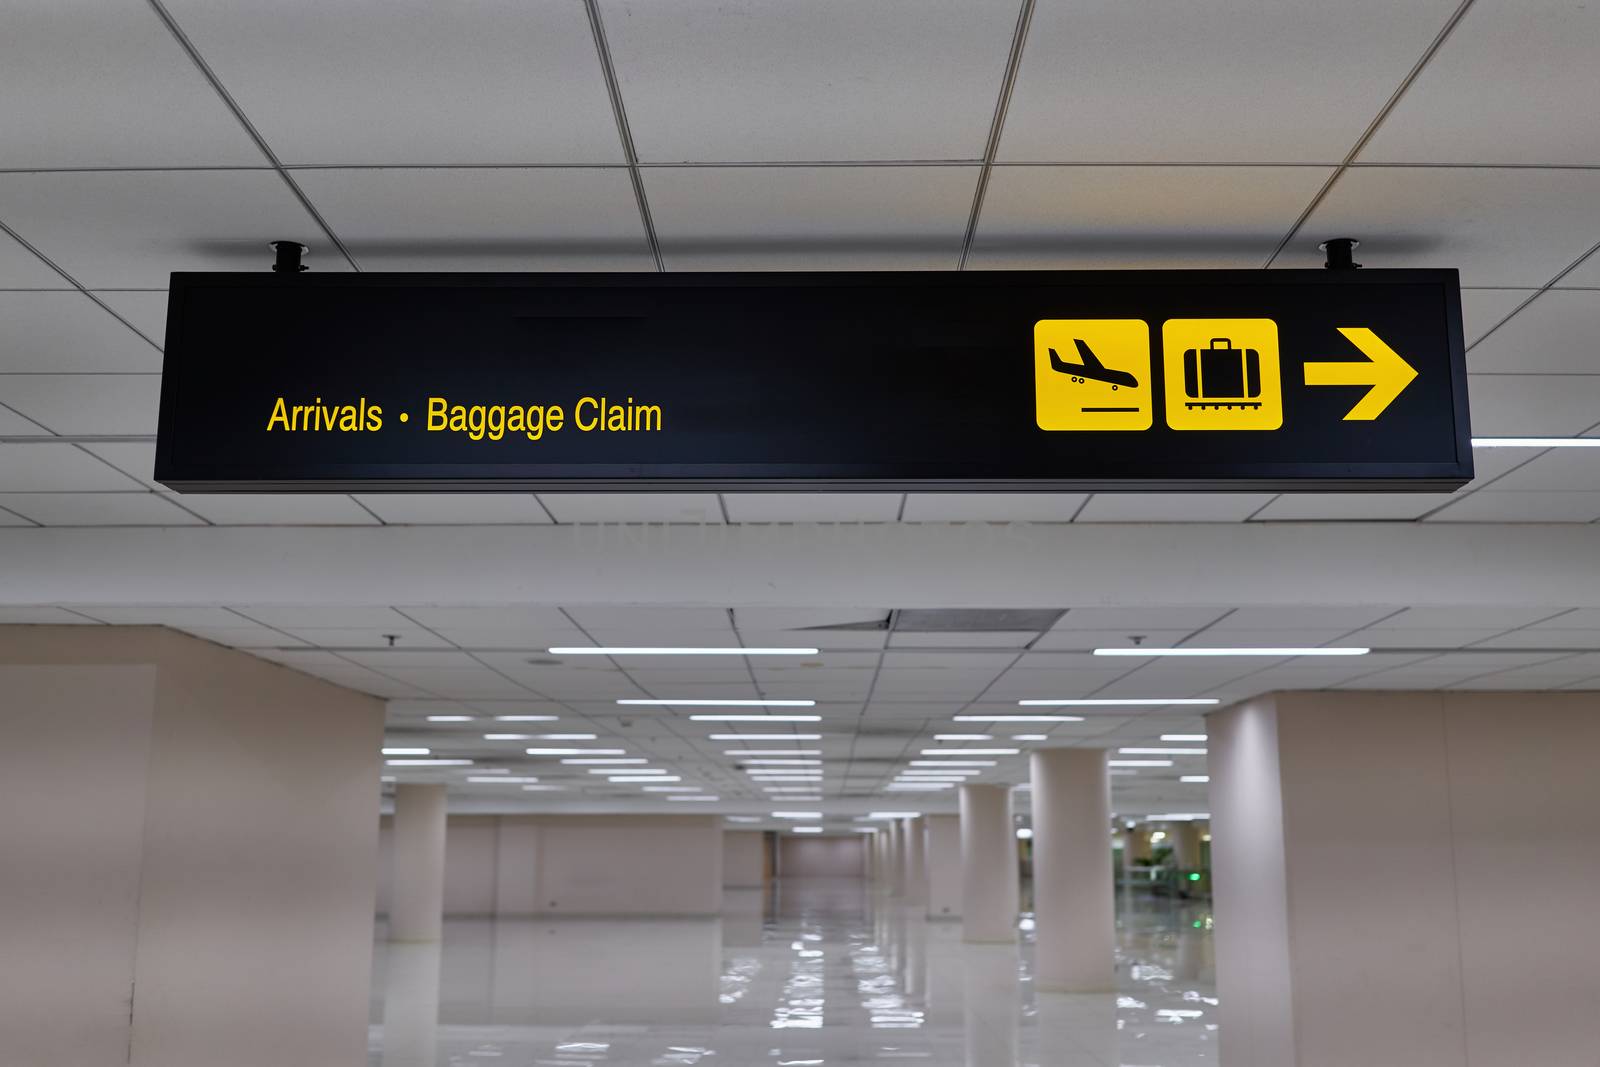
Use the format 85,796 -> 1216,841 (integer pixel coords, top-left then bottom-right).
1182,337 -> 1262,410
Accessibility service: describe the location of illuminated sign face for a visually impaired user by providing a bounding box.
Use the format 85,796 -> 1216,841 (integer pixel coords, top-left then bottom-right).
154,270 -> 1471,492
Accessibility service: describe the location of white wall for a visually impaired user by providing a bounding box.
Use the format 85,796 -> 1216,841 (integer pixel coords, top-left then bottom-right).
778,834 -> 865,878
379,813 -> 724,916
723,830 -> 766,887
1211,691 -> 1600,1067
0,627 -> 384,1067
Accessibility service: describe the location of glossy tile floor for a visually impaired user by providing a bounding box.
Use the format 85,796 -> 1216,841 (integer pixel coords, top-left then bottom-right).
369,880 -> 1216,1066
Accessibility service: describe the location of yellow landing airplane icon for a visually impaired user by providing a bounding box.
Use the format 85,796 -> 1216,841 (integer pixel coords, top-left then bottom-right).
1034,318 -> 1153,431
1304,327 -> 1418,420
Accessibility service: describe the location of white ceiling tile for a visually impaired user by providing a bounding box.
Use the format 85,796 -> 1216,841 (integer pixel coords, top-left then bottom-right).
0,292 -> 162,372
398,607 -> 573,632
1253,493 -> 1461,521
1360,1 -> 1600,165
89,291 -> 171,346
160,0 -> 622,165
234,606 -> 411,629
1001,0 -> 1459,162
291,168 -> 652,270
0,403 -> 51,435
1490,450 -> 1600,493
1459,288 -> 1537,348
271,627 -> 453,651
736,628 -> 890,651
1075,493 -> 1275,522
1467,290 -> 1600,375
0,607 -> 101,624
1053,607 -> 1231,630
723,493 -> 904,523
971,166 -> 1330,269
161,493 -> 379,525
899,493 -> 1088,522
563,606 -> 734,632
540,493 -> 726,524
80,443 -> 161,490
645,167 -> 973,270
1530,610 -> 1600,629
177,625 -> 306,649
1028,629 -> 1196,651
604,0 -> 1017,161
1467,629 -> 1600,650
887,632 -> 1036,649
1277,167 -> 1600,286
0,443 -> 146,491
1350,628 -> 1505,649
0,1 -> 263,167
1376,606 -> 1573,630
0,170 -> 345,288
0,492 -> 202,526
1424,491 -> 1600,523
0,231 -> 63,287
1465,377 -> 1600,436
0,374 -> 160,434
352,494 -> 552,525
75,606 -> 248,627
1216,606 -> 1400,629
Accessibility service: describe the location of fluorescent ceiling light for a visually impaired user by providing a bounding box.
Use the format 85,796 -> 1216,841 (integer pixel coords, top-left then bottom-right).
1019,698 -> 1220,706
1108,759 -> 1174,767
520,784 -> 565,791
550,646 -> 818,656
610,775 -> 681,782
1145,812 -> 1210,821
386,758 -> 472,766
726,815 -> 761,823
426,715 -> 474,722
747,775 -> 824,782
668,795 -> 720,802
954,714 -> 1084,723
1094,647 -> 1368,657
709,733 -> 822,741
539,733 -> 597,740
723,749 -> 822,756
587,767 -> 666,774
791,826 -> 824,833
1181,775 -> 1211,783
467,776 -> 539,784
1118,747 -> 1208,756
764,786 -> 822,792
900,768 -> 980,775
1162,734 -> 1208,742
862,812 -> 921,819
934,734 -> 993,741
690,714 -> 821,722
562,757 -> 647,765
919,748 -> 1019,756
1012,734 -> 1048,741
525,747 -> 625,755
1016,827 -> 1034,840
484,733 -> 533,740
735,758 -> 822,766
618,698 -> 815,707
853,827 -> 879,833
887,783 -> 953,790
641,785 -> 701,792
1472,437 -> 1600,447
494,714 -> 559,721
909,759 -> 995,767
771,811 -> 822,819
382,747 -> 429,755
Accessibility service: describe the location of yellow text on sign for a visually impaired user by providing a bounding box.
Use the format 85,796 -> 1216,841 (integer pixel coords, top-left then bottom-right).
1161,319 -> 1283,431
1033,319 -> 1152,431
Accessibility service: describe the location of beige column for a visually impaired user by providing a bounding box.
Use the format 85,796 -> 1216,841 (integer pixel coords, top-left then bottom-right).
925,813 -> 962,919
1030,748 -> 1115,992
1211,691 -> 1600,1067
903,816 -> 929,906
887,818 -> 906,897
0,627 -> 384,1067
1169,820 -> 1203,872
959,783 -> 1017,943
390,784 -> 448,942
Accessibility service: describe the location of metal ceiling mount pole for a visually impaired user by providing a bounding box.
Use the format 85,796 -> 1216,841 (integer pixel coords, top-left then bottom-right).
1319,237 -> 1361,270
270,240 -> 309,273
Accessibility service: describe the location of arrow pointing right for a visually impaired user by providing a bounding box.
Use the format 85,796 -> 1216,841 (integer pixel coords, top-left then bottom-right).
1304,327 -> 1418,421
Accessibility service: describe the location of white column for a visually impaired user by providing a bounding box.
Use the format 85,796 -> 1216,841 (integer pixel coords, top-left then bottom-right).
390,784 -> 448,942
1211,691 -> 1600,1067
904,816 -> 928,906
959,783 -> 1016,943
1030,748 -> 1115,993
925,813 -> 962,919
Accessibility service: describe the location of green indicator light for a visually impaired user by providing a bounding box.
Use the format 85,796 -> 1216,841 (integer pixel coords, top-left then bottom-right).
1192,920 -> 1203,928
1188,872 -> 1202,882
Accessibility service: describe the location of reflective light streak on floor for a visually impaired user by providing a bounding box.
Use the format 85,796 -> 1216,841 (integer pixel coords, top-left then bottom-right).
369,880 -> 1215,1066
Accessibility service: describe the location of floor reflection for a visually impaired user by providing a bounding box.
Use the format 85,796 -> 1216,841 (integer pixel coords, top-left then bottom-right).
369,880 -> 1216,1065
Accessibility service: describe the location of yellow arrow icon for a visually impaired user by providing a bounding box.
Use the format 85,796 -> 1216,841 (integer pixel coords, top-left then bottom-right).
1303,327 -> 1417,421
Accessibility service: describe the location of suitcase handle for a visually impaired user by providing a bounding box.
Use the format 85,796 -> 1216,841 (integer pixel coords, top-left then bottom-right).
1210,338 -> 1232,349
